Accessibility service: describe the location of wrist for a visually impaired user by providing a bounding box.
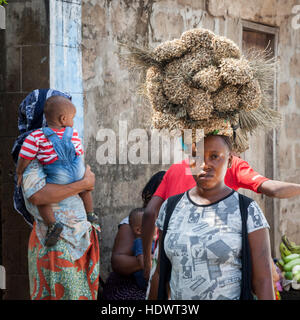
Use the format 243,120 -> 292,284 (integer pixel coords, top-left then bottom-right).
75,178 -> 89,193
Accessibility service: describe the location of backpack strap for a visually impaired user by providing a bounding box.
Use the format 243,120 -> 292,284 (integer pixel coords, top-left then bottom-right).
158,192 -> 184,300
238,193 -> 254,300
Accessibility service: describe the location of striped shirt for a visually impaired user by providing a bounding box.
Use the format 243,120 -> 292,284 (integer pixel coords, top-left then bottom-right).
19,127 -> 84,165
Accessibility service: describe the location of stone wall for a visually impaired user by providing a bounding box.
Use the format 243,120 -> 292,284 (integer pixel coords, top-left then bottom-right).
82,0 -> 300,279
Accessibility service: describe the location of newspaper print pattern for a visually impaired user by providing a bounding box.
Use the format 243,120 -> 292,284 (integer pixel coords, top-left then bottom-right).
156,191 -> 269,300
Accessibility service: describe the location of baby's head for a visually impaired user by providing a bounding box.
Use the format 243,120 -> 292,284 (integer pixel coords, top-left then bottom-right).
44,95 -> 76,128
129,208 -> 145,237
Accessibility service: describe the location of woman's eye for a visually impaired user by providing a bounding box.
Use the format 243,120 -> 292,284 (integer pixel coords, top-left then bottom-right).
211,154 -> 219,160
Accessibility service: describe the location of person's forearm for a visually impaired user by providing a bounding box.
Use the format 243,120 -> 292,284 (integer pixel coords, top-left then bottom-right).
258,180 -> 300,199
17,157 -> 31,176
137,254 -> 144,269
148,271 -> 159,300
29,179 -> 89,205
142,196 -> 164,278
142,209 -> 157,274
253,279 -> 275,300
249,228 -> 274,300
111,254 -> 141,275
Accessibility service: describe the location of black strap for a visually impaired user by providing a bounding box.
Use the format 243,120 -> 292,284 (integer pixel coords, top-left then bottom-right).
238,193 -> 254,300
158,193 -> 184,300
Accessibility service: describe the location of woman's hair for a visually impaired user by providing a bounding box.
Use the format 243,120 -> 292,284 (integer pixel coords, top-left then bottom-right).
217,135 -> 233,152
142,171 -> 166,208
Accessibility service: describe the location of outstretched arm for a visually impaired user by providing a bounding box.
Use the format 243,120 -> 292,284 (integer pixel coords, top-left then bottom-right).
258,180 -> 300,199
232,157 -> 300,199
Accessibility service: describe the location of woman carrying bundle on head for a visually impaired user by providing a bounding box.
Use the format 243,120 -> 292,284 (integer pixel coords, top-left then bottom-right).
121,28 -> 284,300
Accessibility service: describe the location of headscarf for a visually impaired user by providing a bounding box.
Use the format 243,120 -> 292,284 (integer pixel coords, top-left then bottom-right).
11,89 -> 72,226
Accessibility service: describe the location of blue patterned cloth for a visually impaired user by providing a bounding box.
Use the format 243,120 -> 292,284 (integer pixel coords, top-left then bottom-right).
23,160 -> 97,261
11,89 -> 72,226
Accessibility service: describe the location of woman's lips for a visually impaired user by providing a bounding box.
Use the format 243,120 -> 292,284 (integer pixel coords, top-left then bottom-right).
196,170 -> 213,179
198,175 -> 213,179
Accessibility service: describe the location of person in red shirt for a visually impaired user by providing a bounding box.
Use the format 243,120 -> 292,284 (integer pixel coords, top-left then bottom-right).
154,156 -> 269,200
142,153 -> 300,288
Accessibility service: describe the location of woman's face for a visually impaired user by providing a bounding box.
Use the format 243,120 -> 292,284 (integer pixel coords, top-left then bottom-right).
191,135 -> 232,190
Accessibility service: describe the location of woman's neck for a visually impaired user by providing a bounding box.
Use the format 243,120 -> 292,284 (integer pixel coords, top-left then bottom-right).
189,183 -> 232,205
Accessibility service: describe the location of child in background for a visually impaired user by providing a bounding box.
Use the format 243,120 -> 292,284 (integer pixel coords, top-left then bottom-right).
129,208 -> 155,290
16,95 -> 98,246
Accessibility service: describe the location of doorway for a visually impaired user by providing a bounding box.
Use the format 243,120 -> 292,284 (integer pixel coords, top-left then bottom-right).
240,21 -> 279,256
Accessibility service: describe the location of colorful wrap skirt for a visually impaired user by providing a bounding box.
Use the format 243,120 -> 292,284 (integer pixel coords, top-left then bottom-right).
28,223 -> 100,300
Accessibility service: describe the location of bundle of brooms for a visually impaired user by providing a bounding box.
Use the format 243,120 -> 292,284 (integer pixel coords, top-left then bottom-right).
119,28 -> 282,153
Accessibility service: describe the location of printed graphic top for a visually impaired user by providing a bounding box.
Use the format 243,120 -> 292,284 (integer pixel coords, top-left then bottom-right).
156,190 -> 269,300
19,127 -> 84,165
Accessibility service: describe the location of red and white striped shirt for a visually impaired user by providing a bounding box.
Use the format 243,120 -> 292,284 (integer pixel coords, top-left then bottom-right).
19,127 -> 84,165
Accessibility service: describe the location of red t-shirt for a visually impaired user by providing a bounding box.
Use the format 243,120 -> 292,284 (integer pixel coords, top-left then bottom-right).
154,156 -> 269,200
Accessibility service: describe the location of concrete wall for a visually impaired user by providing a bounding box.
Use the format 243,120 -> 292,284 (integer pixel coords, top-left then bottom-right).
82,0 -> 300,279
0,0 -> 50,299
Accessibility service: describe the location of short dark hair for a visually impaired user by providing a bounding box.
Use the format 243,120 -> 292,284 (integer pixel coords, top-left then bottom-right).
129,207 -> 145,228
44,95 -> 74,123
142,171 -> 166,208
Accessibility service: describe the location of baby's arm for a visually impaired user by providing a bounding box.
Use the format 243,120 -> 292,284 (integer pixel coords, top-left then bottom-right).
133,237 -> 144,269
136,252 -> 144,269
79,190 -> 93,213
16,157 -> 32,186
18,132 -> 38,186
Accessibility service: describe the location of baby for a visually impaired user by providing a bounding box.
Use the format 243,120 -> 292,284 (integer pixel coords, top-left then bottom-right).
16,95 -> 97,246
129,208 -> 155,290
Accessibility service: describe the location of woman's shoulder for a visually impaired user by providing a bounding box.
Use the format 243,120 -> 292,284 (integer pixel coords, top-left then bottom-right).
119,216 -> 129,227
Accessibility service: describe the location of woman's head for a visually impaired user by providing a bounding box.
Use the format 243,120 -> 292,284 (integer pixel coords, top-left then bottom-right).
191,135 -> 233,190
142,171 -> 166,207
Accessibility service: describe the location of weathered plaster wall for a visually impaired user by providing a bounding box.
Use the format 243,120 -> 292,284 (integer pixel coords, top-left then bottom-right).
50,0 -> 84,138
0,0 -> 50,299
82,0 -> 300,278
